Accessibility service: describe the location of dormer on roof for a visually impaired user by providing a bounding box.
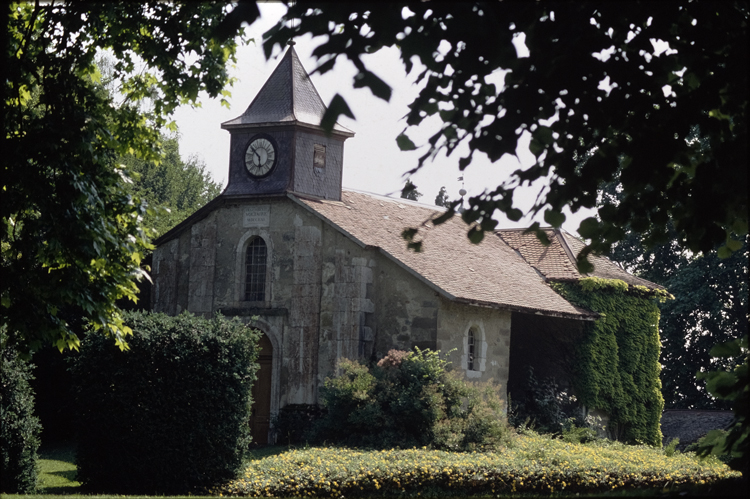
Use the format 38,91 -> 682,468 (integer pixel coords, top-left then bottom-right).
497,227 -> 665,291
220,45 -> 354,200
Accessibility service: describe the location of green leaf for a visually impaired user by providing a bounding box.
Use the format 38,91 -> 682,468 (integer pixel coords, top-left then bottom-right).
320,94 -> 355,134
709,109 -> 731,120
684,71 -> 700,90
529,138 -> 544,158
353,70 -> 392,101
597,203 -> 617,222
726,238 -> 743,252
717,245 -> 733,259
468,226 -> 485,244
578,217 -> 600,239
709,339 -> 742,358
731,218 -> 748,235
533,125 -> 554,145
507,208 -> 523,222
215,2 -> 261,42
704,371 -> 738,398
396,133 -> 418,151
544,209 -> 566,228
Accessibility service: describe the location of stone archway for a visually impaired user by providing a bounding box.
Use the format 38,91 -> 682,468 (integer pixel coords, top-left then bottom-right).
250,332 -> 273,445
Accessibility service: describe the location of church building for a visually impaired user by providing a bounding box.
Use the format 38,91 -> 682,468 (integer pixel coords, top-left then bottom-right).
151,46 -> 661,444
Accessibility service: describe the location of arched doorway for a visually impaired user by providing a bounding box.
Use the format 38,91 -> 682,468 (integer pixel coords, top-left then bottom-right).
250,333 -> 273,445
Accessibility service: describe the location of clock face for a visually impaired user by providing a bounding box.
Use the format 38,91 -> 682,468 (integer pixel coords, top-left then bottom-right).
244,136 -> 277,178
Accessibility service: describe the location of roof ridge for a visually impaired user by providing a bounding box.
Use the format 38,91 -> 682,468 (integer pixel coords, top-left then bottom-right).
289,46 -> 329,125
555,229 -> 582,275
342,188 -> 449,212
288,47 -> 297,122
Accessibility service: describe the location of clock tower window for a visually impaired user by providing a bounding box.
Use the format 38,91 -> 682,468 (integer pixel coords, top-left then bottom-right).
313,144 -> 326,169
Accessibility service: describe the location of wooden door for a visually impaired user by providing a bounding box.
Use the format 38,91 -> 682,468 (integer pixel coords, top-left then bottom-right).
250,333 -> 273,445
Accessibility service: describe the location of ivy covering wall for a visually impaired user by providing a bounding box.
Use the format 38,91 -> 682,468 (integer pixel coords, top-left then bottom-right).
553,277 -> 670,446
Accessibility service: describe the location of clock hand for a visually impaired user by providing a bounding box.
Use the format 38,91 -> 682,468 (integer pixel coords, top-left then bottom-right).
254,150 -> 261,165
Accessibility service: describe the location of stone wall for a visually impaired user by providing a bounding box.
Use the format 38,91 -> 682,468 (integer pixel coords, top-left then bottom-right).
152,197 -> 521,410
317,228 -> 376,383
366,254 -> 440,359
188,212 -> 217,314
660,410 -> 734,449
437,299 -> 512,397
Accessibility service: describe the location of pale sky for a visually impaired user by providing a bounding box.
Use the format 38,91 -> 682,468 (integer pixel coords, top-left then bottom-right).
172,3 -> 594,233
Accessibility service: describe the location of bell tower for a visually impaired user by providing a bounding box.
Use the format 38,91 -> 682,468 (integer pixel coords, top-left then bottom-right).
221,45 -> 354,200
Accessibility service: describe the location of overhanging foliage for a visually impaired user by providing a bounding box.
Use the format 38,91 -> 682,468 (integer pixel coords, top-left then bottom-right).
3,2 -> 245,354
247,2 -> 748,264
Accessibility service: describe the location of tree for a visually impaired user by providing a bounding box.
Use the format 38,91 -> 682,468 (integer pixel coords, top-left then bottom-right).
435,186 -> 450,208
121,135 -> 223,238
3,2 -> 251,354
601,166 -> 749,409
253,2 -> 747,265
612,233 -> 748,409
400,179 -> 422,201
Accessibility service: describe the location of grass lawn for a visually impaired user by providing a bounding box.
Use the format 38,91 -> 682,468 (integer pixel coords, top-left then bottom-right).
4,435 -> 744,498
8,443 -> 213,499
36,442 -> 80,494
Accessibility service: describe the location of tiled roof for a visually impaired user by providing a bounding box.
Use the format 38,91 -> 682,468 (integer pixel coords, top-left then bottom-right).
294,190 -> 596,319
222,46 -> 354,136
497,228 -> 664,290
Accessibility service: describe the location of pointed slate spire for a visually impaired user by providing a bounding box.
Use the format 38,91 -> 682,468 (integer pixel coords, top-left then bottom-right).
222,45 -> 353,135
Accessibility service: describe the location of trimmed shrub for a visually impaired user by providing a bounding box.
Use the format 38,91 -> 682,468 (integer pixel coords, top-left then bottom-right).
219,438 -> 740,497
309,348 -> 511,450
0,329 -> 41,494
70,311 -> 259,494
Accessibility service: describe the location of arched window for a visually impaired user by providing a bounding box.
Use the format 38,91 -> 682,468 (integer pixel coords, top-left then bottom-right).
245,237 -> 267,301
468,328 -> 476,371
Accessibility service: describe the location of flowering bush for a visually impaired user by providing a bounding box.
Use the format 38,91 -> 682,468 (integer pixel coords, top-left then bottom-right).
376,349 -> 410,368
308,348 -> 510,450
218,433 -> 740,497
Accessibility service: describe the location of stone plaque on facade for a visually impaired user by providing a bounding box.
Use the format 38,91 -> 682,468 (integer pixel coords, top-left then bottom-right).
243,205 -> 270,227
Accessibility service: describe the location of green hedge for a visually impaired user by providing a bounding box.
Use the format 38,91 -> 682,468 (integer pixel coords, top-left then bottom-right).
70,311 -> 259,494
0,330 -> 41,494
553,278 -> 667,446
220,437 -> 740,497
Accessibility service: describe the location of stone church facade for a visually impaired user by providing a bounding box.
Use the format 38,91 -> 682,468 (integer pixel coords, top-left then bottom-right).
151,46 -> 659,443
